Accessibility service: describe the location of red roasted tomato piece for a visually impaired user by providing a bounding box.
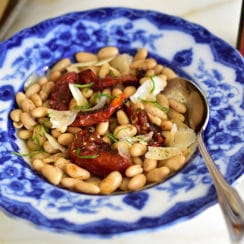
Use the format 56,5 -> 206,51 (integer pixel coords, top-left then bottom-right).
68,129 -> 131,177
49,72 -> 78,110
79,69 -> 138,90
71,93 -> 126,127
127,107 -> 165,146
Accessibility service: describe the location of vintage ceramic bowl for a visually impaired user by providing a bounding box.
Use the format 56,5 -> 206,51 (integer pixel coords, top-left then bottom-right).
0,7 -> 243,237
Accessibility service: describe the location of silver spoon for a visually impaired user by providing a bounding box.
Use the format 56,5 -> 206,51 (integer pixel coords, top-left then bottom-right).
165,77 -> 244,243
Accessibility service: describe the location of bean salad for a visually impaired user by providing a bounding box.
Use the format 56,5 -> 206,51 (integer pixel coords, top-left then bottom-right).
10,47 -> 197,195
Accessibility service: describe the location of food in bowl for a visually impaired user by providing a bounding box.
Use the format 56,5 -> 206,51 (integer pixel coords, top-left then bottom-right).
10,46 -> 197,194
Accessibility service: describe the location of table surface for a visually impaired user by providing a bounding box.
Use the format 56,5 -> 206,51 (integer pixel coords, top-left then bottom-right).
0,0 -> 243,243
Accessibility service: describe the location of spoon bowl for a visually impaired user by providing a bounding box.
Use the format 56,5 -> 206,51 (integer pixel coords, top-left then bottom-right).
167,77 -> 244,243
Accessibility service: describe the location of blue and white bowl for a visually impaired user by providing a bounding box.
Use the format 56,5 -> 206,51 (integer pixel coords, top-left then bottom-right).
0,7 -> 243,237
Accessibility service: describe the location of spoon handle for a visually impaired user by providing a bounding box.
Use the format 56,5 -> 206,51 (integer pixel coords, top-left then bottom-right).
197,131 -> 244,243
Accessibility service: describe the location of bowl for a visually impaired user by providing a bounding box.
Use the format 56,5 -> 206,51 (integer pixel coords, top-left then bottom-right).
0,7 -> 243,237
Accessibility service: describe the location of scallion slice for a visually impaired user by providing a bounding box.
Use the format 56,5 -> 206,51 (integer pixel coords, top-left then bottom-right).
74,82 -> 94,88
75,149 -> 99,159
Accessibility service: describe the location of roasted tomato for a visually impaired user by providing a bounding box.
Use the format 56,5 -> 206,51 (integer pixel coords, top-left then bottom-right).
79,69 -> 138,90
128,108 -> 151,134
149,132 -> 165,147
49,72 -> 78,110
71,93 -> 126,127
68,129 -> 131,177
127,107 -> 165,146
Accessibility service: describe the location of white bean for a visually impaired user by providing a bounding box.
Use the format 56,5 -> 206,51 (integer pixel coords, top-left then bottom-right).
25,83 -> 41,98
144,102 -> 167,120
125,164 -> 143,177
17,129 -> 32,140
51,58 -> 71,72
168,109 -> 185,122
162,67 -> 177,80
65,163 -> 90,179
169,98 -> 186,114
20,112 -> 37,130
116,110 -> 130,125
61,177 -> 80,189
143,158 -> 157,172
43,141 -> 59,154
32,159 -> 44,171
30,93 -> 42,107
20,99 -> 36,112
100,171 -> 122,194
128,174 -> 146,191
163,154 -> 186,171
75,180 -> 100,194
96,121 -> 109,135
97,46 -> 118,60
123,86 -> 136,98
16,92 -> 26,107
54,157 -> 70,170
130,143 -> 147,157
134,48 -> 148,60
41,165 -> 63,185
75,52 -> 98,63
10,109 -> 22,122
146,166 -> 170,183
31,106 -> 48,118
113,124 -> 137,139
57,133 -> 74,146
119,177 -> 129,191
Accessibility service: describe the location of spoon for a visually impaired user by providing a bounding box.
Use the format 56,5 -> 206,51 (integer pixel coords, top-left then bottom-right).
165,77 -> 244,243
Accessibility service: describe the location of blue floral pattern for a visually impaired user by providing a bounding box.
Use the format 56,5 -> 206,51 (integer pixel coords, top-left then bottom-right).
0,8 -> 243,237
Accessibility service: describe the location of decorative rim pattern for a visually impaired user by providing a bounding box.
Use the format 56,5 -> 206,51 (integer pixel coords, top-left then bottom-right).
0,7 -> 243,237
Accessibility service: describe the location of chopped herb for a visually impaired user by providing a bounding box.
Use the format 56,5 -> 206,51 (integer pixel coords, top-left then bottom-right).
40,119 -> 50,133
93,93 -> 116,100
13,125 -> 47,158
74,103 -> 92,111
140,99 -> 169,112
105,132 -> 118,143
74,82 -> 94,88
12,151 -> 31,157
77,155 -> 99,159
149,76 -> 156,93
12,151 -> 39,157
32,125 -> 46,152
152,101 -> 169,112
134,135 -> 145,141
75,149 -> 99,159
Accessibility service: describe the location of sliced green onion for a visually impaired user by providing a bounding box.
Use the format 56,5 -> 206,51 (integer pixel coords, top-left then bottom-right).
93,93 -> 116,100
12,151 -> 40,157
31,125 -> 46,151
105,132 -> 118,143
74,82 -> 94,88
149,76 -> 156,93
151,101 -> 169,112
74,103 -> 92,111
12,151 -> 31,157
140,98 -> 169,112
76,155 -> 99,159
75,149 -> 99,159
40,119 -> 50,133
